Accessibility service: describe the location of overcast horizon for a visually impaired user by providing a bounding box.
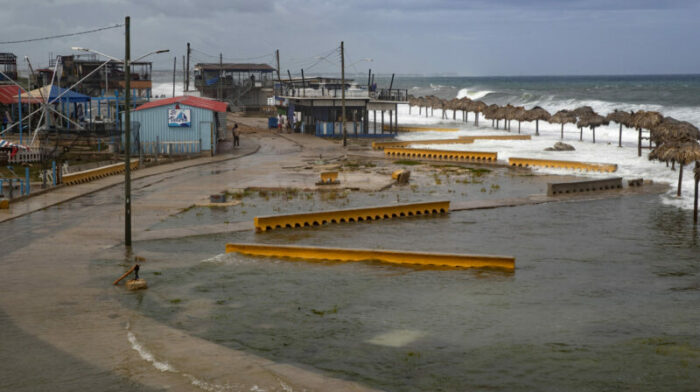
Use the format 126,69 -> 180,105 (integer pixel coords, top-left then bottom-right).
1,0 -> 699,77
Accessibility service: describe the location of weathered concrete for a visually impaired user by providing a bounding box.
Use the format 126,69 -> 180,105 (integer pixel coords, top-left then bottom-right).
547,177 -> 623,196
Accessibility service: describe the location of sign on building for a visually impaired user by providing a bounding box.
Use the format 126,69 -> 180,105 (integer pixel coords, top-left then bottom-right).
168,109 -> 191,127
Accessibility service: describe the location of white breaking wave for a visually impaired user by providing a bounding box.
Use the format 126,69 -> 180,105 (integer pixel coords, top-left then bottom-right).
396,102 -> 700,211
456,88 -> 493,100
127,329 -> 176,373
151,82 -> 185,98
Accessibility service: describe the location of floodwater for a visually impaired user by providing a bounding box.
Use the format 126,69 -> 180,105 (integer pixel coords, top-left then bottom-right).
113,193 -> 699,391
151,166 -> 562,230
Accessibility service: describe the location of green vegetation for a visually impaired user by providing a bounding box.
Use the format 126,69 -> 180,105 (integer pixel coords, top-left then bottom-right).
311,305 -> 338,317
169,298 -> 182,304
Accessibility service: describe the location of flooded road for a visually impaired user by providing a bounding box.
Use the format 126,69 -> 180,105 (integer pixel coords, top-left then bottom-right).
1,130 -> 698,391
120,194 -> 700,391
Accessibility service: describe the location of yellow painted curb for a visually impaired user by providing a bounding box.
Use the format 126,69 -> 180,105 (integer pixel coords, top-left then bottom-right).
384,147 -> 498,163
508,157 -> 617,173
254,200 -> 449,232
62,159 -> 139,186
226,243 -> 515,270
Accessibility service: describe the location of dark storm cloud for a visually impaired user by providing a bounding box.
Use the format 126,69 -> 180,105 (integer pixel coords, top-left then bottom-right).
0,0 -> 699,75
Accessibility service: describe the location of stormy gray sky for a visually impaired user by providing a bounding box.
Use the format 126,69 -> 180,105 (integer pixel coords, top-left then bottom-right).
1,0 -> 699,76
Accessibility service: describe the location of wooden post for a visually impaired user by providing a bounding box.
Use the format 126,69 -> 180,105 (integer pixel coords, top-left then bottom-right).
580,127 -> 583,141
618,124 -> 622,147
694,161 -> 698,224
185,42 -> 190,91
395,109 -> 398,134
275,50 -> 281,83
560,124 -> 564,139
535,119 -> 540,136
389,110 -> 393,133
637,128 -> 642,156
592,127 -> 596,143
301,68 -> 305,97
677,163 -> 684,197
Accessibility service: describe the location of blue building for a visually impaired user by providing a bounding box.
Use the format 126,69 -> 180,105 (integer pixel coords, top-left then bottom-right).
127,96 -> 228,155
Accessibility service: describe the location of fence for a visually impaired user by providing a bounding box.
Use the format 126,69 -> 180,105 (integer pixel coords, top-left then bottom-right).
8,150 -> 43,164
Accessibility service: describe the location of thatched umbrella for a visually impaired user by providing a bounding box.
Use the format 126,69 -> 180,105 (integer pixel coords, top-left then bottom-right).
650,141 -> 700,197
606,110 -> 634,147
549,109 -> 577,139
502,104 -> 517,131
631,110 -> 663,156
458,97 -> 472,122
510,106 -> 527,133
572,106 -> 595,118
522,106 -> 551,136
483,104 -> 501,129
469,101 -> 487,126
577,113 -> 609,143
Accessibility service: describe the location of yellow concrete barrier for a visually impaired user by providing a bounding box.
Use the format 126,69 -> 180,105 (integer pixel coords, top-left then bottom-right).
62,159 -> 139,186
372,138 -> 474,150
384,147 -> 498,163
460,135 -> 532,141
383,125 -> 460,132
254,200 -> 449,232
226,243 -> 515,270
508,157 -> 617,173
318,171 -> 339,185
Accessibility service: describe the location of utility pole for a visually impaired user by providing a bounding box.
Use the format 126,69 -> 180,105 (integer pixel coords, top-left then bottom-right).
275,49 -> 281,82
182,55 -> 185,94
341,41 -> 346,147
172,57 -> 176,97
185,42 -> 190,92
124,15 -> 132,247
218,53 -> 223,101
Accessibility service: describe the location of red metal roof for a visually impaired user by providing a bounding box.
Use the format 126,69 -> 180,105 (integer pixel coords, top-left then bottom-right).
133,96 -> 228,113
0,85 -> 32,105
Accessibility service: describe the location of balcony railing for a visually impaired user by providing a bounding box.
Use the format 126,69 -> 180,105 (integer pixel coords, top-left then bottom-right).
276,86 -> 408,102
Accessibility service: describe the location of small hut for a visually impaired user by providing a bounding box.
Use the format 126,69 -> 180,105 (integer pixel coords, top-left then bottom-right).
576,113 -> 609,143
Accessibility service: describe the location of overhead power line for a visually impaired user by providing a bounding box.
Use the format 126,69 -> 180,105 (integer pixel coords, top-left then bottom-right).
0,24 -> 123,45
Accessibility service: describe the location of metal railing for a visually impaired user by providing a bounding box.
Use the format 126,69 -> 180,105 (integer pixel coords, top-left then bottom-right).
276,86 -> 408,102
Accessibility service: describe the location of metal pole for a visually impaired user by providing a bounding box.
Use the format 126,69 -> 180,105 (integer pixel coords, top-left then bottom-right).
182,55 -> 185,94
275,50 -> 281,82
341,41 -> 346,147
18,89 -> 22,144
218,53 -> 223,101
185,42 -> 191,92
124,15 -> 132,247
301,68 -> 305,97
172,57 -> 176,97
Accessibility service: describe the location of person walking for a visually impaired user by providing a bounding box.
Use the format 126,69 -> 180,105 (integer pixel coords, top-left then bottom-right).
232,122 -> 240,147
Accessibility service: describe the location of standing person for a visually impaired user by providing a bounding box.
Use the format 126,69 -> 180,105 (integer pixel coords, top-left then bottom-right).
232,122 -> 240,147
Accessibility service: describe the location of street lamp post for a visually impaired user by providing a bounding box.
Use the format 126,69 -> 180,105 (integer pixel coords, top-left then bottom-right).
73,16 -> 168,247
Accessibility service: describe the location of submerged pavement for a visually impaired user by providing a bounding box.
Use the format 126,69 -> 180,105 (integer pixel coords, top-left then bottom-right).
0,129 -> 379,391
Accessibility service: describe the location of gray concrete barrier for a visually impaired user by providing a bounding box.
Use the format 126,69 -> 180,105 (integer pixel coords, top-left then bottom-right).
547,177 -> 623,196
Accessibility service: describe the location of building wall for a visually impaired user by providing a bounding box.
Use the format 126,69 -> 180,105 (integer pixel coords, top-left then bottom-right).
127,103 -> 216,151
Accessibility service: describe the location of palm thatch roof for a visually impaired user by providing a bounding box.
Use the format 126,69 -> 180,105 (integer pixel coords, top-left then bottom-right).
631,110 -> 663,130
606,110 -> 634,127
522,106 -> 551,122
650,141 -> 700,165
549,109 -> 577,124
577,113 -> 609,129
572,106 -> 595,118
469,100 -> 487,113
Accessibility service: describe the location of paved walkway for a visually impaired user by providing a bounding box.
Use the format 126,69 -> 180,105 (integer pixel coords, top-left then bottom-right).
0,140 -> 260,223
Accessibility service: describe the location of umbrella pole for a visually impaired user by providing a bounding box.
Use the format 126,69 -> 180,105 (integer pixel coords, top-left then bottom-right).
694,161 -> 698,224
518,121 -> 521,134
592,127 -> 596,143
535,120 -> 539,136
618,124 -> 622,147
579,127 -> 582,141
637,128 -> 642,157
560,124 -> 564,139
677,163 -> 683,197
